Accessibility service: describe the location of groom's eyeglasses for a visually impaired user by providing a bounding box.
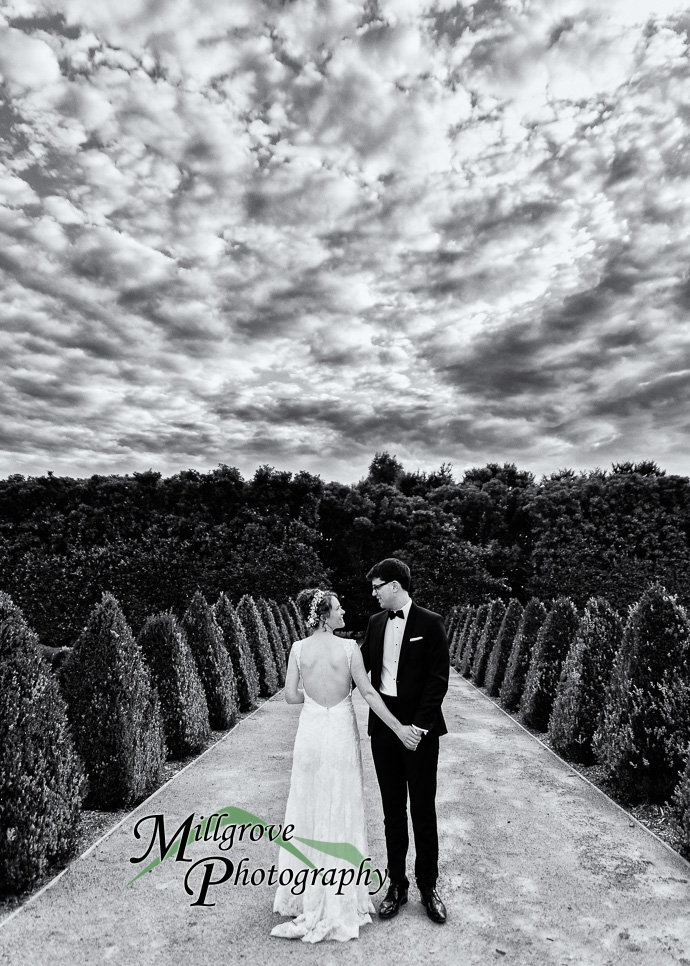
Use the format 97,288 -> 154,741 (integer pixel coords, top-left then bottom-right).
371,579 -> 394,595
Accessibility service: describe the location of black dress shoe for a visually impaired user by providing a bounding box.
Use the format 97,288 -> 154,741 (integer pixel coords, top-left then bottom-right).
378,883 -> 408,919
419,886 -> 447,923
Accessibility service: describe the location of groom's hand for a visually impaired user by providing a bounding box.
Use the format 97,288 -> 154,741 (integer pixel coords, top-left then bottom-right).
398,725 -> 422,751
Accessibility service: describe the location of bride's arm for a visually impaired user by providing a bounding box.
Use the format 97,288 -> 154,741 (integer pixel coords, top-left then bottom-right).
284,647 -> 304,704
349,646 -> 420,751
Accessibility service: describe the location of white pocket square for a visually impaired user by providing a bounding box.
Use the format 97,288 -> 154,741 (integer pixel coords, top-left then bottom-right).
410,636 -> 423,641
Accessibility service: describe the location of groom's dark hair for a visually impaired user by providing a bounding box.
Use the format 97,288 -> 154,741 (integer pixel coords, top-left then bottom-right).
366,557 -> 411,591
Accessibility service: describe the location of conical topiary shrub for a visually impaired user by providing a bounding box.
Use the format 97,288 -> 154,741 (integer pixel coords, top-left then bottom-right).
453,607 -> 475,671
445,609 -> 456,661
258,598 -> 287,686
448,607 -> 467,663
237,595 -> 279,697
549,598 -> 623,763
445,606 -> 461,652
61,593 -> 166,809
137,612 -> 210,759
520,598 -> 579,731
286,597 -> 306,639
0,610 -> 87,893
268,599 -> 292,657
485,599 -> 524,697
182,591 -> 239,731
452,605 -> 466,636
500,598 -> 547,712
280,603 -> 300,647
671,754 -> 690,858
213,593 -> 259,712
451,608 -> 474,667
592,584 -> 690,803
458,604 -> 489,677
0,590 -> 24,626
471,600 -> 506,687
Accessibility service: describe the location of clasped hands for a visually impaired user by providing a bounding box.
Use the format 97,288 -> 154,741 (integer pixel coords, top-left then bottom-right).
398,723 -> 424,751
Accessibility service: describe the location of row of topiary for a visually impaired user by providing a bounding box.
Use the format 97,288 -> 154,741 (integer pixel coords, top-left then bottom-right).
446,584 -> 690,859
0,589 -> 306,895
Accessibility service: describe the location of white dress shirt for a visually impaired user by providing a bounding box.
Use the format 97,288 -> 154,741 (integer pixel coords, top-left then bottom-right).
380,598 -> 413,696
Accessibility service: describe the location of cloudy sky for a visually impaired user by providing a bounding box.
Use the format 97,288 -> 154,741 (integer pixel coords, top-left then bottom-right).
1,0 -> 690,485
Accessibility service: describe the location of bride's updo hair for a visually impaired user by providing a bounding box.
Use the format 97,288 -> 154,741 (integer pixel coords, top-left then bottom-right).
296,588 -> 334,630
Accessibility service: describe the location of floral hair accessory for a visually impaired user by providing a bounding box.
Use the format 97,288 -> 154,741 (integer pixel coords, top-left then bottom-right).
306,589 -> 327,628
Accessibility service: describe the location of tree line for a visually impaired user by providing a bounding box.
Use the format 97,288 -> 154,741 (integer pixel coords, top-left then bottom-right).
2,455 -> 690,646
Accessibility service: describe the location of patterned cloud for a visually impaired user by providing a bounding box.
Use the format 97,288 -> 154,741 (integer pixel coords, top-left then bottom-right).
1,0 -> 690,482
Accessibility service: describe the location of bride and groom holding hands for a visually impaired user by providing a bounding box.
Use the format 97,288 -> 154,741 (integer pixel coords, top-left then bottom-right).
270,557 -> 450,943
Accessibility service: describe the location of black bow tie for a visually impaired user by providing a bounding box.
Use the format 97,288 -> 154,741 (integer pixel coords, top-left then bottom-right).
388,610 -> 404,620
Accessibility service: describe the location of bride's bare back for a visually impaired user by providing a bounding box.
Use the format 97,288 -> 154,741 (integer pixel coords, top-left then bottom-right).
284,621 -> 418,751
295,634 -> 353,708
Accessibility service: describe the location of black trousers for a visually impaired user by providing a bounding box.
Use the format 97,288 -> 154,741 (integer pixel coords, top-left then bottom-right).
370,694 -> 440,891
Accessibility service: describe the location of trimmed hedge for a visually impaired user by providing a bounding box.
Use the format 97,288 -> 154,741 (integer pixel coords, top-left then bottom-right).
61,593 -> 166,809
458,604 -> 489,676
485,599 -> 524,697
237,595 -> 279,696
0,608 -> 87,893
269,599 -> 292,657
471,600 -> 506,687
258,598 -> 287,687
500,598 -> 547,712
286,597 -> 306,639
451,608 -> 474,667
213,593 -> 259,712
448,607 -> 467,663
0,590 -> 24,628
549,598 -> 622,763
280,602 -> 300,646
182,591 -> 239,730
671,756 -> 690,855
520,598 -> 579,731
445,606 -> 463,655
137,612 -> 210,758
593,584 -> 690,803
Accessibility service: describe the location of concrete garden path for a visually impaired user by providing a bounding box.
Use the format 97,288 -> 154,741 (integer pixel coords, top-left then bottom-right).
1,671 -> 690,966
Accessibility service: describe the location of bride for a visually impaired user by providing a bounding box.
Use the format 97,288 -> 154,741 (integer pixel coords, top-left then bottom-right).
271,587 -> 420,943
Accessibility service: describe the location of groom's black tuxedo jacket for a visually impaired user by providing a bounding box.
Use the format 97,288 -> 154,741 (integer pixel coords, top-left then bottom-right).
360,601 -> 450,739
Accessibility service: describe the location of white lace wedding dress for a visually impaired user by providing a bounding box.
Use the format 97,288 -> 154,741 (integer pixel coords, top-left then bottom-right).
271,638 -> 376,943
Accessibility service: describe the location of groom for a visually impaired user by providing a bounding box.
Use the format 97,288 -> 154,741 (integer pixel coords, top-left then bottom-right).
360,557 -> 449,924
